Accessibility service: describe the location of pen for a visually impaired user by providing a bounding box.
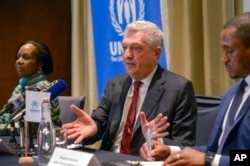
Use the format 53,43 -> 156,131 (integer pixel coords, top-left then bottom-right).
147,128 -> 152,161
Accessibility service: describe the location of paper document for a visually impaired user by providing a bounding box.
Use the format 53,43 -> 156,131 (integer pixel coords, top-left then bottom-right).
102,160 -> 163,166
127,161 -> 163,166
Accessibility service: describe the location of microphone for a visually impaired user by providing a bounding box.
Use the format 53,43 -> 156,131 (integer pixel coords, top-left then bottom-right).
0,94 -> 24,116
9,109 -> 26,123
0,81 -> 48,116
4,81 -> 50,149
39,79 -> 67,99
9,79 -> 67,122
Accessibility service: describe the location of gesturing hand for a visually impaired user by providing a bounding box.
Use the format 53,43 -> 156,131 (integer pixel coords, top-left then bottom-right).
140,112 -> 170,140
62,105 -> 98,144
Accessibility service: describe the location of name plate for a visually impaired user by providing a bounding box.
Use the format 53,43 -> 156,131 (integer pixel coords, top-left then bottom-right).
48,147 -> 101,166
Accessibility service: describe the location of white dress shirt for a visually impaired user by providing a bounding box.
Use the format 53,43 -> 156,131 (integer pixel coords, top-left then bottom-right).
111,66 -> 157,153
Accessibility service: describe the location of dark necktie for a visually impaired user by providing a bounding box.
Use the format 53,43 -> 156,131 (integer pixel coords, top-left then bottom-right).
120,81 -> 142,154
217,79 -> 246,153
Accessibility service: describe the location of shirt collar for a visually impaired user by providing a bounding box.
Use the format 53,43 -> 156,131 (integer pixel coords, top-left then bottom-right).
243,75 -> 250,87
132,65 -> 158,87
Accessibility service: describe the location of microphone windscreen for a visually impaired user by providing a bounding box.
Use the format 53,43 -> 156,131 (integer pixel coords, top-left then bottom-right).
9,79 -> 66,121
36,81 -> 50,90
8,93 -> 24,108
45,79 -> 67,100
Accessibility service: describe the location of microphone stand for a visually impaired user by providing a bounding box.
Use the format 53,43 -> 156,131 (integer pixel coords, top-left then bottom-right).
8,121 -> 18,148
13,118 -> 26,157
10,118 -> 26,157
19,118 -> 25,148
28,122 -> 36,155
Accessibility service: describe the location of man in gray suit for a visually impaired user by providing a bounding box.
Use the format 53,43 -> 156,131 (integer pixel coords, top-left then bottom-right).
63,20 -> 197,156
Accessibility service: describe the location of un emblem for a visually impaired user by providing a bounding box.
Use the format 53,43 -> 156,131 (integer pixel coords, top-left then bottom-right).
109,0 -> 145,36
30,100 -> 39,113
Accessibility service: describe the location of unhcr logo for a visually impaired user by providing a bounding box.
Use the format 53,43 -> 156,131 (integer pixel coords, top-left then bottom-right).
109,0 -> 145,61
109,0 -> 145,36
30,100 -> 39,113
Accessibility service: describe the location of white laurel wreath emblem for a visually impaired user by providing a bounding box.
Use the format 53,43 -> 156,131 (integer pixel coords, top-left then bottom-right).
109,0 -> 145,36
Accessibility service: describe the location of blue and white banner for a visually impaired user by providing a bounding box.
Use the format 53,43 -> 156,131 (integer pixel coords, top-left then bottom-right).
91,0 -> 167,101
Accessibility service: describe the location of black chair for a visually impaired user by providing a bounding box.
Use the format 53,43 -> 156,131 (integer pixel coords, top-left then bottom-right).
58,96 -> 85,145
195,95 -> 221,146
58,96 -> 85,124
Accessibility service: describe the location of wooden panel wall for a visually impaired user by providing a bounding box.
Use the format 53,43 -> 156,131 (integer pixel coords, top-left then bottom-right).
0,0 -> 71,108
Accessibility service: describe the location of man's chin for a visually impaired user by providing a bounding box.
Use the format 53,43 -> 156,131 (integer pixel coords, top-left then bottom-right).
228,73 -> 238,79
126,68 -> 136,75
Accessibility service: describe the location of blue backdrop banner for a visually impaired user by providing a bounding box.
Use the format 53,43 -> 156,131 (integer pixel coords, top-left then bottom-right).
91,0 -> 167,101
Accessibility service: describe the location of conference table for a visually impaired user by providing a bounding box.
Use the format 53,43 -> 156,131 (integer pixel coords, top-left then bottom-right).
0,136 -> 143,166
0,148 -> 142,166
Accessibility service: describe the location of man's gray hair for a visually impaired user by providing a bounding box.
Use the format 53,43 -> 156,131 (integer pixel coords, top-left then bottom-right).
124,20 -> 164,49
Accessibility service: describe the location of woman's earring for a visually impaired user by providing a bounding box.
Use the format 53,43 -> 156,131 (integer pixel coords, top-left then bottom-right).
38,67 -> 42,73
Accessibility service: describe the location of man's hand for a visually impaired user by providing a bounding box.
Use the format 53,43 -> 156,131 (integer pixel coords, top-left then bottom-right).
140,140 -> 171,161
62,105 -> 98,144
140,112 -> 169,140
163,147 -> 205,166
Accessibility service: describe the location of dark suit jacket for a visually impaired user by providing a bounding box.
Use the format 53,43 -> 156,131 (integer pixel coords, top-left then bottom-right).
86,65 -> 197,156
195,80 -> 250,166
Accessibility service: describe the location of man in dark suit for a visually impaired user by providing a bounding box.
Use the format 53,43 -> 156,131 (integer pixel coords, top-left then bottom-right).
140,12 -> 250,165
63,20 -> 197,156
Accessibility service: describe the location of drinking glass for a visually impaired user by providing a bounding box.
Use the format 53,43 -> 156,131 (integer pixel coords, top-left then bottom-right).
54,127 -> 67,149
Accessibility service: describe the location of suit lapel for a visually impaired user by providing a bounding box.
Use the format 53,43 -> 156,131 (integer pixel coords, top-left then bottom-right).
207,82 -> 250,151
207,87 -> 237,151
110,76 -> 132,137
232,94 -> 250,128
218,93 -> 250,153
133,66 -> 166,133
119,77 -> 132,113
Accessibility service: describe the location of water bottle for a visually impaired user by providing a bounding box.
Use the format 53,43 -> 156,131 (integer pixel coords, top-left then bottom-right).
37,98 -> 55,166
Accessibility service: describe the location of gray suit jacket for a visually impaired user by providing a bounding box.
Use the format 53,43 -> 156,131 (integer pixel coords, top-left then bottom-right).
86,65 -> 197,156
